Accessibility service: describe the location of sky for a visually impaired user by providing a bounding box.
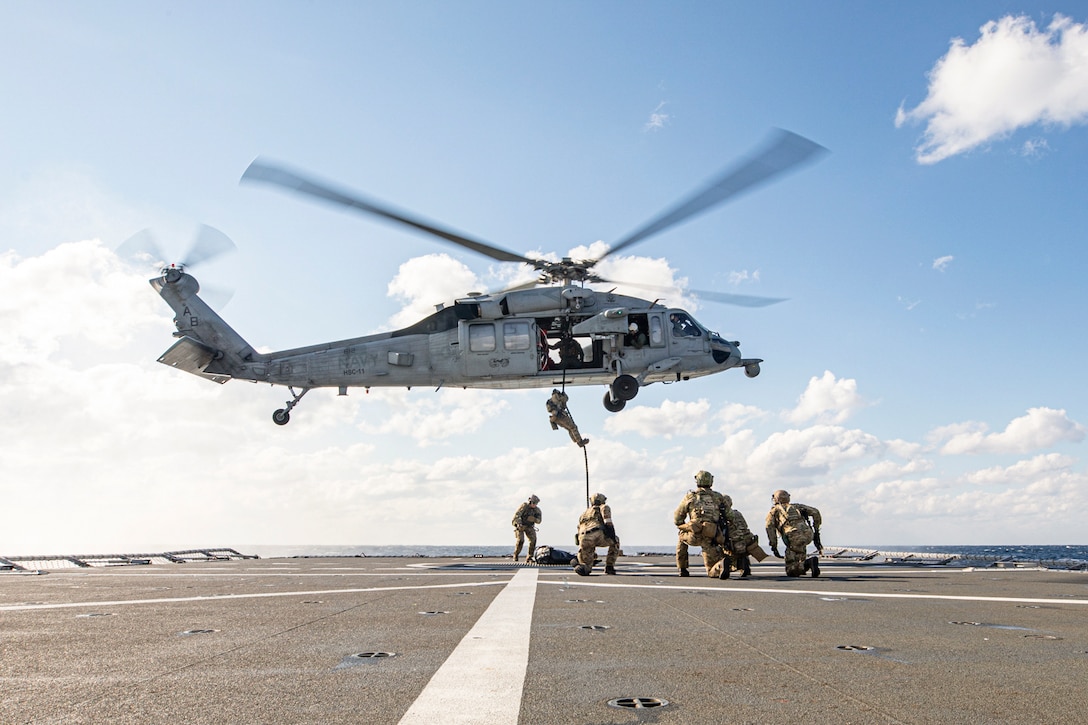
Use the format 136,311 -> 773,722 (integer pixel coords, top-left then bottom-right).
2,2 -> 1087,554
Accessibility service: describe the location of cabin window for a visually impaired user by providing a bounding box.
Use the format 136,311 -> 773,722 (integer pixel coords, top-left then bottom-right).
649,315 -> 664,347
468,323 -> 496,352
503,321 -> 531,351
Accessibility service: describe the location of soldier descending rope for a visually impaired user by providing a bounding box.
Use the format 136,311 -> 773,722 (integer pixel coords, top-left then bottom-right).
546,389 -> 588,447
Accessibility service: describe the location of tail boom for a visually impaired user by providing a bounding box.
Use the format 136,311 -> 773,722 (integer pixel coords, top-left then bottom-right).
151,269 -> 264,383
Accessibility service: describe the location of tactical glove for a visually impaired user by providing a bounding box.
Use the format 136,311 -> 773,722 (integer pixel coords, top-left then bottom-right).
603,523 -> 617,541
813,529 -> 823,552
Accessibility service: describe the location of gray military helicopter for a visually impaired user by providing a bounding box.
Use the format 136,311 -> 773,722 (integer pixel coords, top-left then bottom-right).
150,130 -> 825,424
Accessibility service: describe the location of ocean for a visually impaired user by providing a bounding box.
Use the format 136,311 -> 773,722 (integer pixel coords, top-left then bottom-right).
244,543 -> 1088,568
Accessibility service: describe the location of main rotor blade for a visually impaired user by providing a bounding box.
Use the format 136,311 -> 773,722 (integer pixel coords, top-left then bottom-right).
598,277 -> 787,307
599,129 -> 827,262
181,224 -> 237,268
242,159 -> 537,266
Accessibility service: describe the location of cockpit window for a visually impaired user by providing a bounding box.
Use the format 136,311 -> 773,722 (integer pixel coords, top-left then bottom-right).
668,311 -> 702,337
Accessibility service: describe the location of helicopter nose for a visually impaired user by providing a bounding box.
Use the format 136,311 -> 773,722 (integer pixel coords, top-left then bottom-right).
710,339 -> 738,366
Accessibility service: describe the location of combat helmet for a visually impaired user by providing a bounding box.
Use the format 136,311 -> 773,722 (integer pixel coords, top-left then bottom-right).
772,489 -> 791,504
591,492 -> 607,505
694,470 -> 714,488
529,494 -> 540,504
722,494 -> 733,509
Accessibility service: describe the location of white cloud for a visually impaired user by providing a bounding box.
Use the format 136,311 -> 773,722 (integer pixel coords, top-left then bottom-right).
897,14 -> 1088,164
1021,137 -> 1051,157
964,452 -> 1077,486
838,457 -> 935,487
357,388 -> 510,445
644,101 -> 670,131
571,242 -> 700,312
783,370 -> 866,424
0,241 -> 166,364
728,269 -> 761,285
748,425 -> 884,478
604,399 -> 713,439
931,407 -> 1087,455
385,253 -> 482,328
932,255 -> 954,272
898,295 -> 921,311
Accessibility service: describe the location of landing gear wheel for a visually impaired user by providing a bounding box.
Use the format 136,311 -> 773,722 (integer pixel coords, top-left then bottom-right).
611,374 -> 639,401
272,387 -> 309,426
603,391 -> 626,412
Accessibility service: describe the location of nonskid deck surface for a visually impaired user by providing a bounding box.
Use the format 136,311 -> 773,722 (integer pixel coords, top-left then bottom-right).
3,556 -> 1087,724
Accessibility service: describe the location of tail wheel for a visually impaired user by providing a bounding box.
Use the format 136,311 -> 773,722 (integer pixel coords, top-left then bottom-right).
611,374 -> 639,401
603,391 -> 626,412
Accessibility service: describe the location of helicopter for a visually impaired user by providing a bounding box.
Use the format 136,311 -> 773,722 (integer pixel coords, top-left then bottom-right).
149,129 -> 825,425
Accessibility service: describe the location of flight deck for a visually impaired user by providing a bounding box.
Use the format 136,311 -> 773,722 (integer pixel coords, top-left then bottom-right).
3,555 -> 1086,724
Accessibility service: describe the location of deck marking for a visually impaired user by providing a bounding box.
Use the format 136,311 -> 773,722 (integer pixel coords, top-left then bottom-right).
398,567 -> 537,725
0,580 -> 508,612
539,579 -> 1088,605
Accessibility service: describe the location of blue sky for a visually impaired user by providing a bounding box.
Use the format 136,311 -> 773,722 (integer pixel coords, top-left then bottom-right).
2,3 -> 1086,553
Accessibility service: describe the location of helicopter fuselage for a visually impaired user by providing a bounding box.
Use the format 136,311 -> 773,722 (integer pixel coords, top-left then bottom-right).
152,270 -> 761,423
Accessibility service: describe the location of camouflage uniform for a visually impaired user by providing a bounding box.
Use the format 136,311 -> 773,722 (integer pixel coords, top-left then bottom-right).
574,493 -> 619,576
546,389 -> 588,447
765,490 -> 822,577
673,471 -> 730,578
722,499 -> 758,577
512,495 -> 541,562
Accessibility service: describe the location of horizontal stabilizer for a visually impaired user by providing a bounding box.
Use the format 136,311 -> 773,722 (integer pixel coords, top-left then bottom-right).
157,337 -> 231,384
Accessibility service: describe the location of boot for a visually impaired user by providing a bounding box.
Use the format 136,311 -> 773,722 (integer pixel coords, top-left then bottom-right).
605,565 -> 616,575
808,556 -> 821,578
718,564 -> 731,580
678,568 -> 690,577
741,556 -> 752,578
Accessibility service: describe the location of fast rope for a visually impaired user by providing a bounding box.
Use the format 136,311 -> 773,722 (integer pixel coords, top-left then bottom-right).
559,367 -> 591,506
546,374 -> 592,507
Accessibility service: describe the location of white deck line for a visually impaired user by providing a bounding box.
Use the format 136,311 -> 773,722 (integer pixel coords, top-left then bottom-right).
398,567 -> 538,725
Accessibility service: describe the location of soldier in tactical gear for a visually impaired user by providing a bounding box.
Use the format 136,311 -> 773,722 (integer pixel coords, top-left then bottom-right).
673,470 -> 732,579
573,492 -> 620,576
512,494 -> 542,563
765,489 -> 823,577
721,495 -> 763,577
546,389 -> 588,447
549,333 -> 584,368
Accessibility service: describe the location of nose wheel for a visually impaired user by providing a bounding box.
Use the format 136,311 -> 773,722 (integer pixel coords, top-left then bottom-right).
273,386 -> 309,425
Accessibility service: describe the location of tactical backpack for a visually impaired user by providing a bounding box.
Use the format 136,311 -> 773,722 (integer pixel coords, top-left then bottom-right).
691,489 -> 722,522
777,503 -> 814,547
